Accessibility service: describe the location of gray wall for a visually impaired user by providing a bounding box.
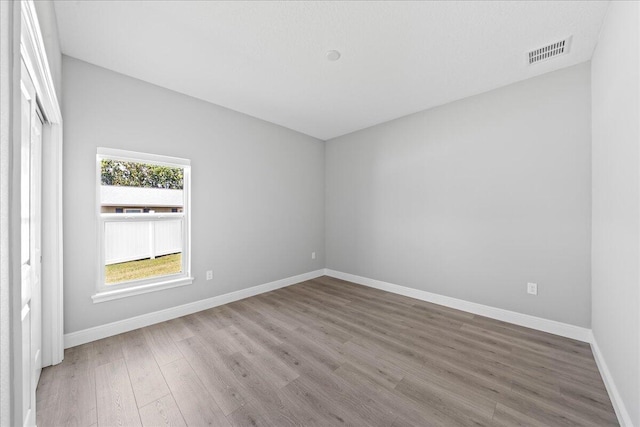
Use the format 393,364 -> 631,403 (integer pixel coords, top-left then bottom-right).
33,0 -> 62,99
591,1 -> 640,425
62,56 -> 325,333
326,63 -> 592,327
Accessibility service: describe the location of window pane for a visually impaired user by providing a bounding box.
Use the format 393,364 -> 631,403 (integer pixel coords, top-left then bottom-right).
100,159 -> 183,189
104,219 -> 183,285
96,150 -> 190,292
99,159 -> 184,214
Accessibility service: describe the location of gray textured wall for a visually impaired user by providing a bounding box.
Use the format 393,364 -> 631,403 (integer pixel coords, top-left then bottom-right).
62,56 -> 325,333
591,1 -> 640,424
326,63 -> 592,327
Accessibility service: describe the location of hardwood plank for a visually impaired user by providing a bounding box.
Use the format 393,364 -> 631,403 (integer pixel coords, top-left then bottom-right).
281,376 -> 384,426
162,317 -> 194,343
142,323 -> 183,366
293,281 -> 353,306
160,358 -> 230,426
180,312 -> 216,337
95,359 -> 142,427
191,328 -> 305,418
227,402 -> 275,427
227,386 -> 309,427
35,364 -> 57,411
226,301 -> 294,343
496,389 -> 600,426
138,394 -> 187,427
395,376 -> 495,426
174,336 -> 247,415
202,305 -> 237,329
242,296 -> 303,331
492,402 -> 549,427
335,362 -> 455,427
121,329 -> 171,408
90,334 -> 124,368
37,344 -> 97,427
219,325 -> 299,388
559,381 -> 617,419
233,390 -> 307,427
470,314 -> 592,357
335,351 -> 404,391
271,383 -> 340,426
206,339 -> 282,405
246,331 -> 395,426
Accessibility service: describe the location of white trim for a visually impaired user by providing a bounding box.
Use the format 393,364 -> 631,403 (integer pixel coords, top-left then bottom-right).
65,269 -> 325,348
20,2 -> 60,117
590,332 -> 634,427
20,0 -> 64,367
323,269 -> 591,343
97,147 -> 190,167
0,1 -> 16,423
92,276 -> 194,304
96,150 -> 191,297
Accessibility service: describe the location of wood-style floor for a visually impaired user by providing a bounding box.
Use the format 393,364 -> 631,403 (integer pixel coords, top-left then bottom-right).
37,276 -> 618,426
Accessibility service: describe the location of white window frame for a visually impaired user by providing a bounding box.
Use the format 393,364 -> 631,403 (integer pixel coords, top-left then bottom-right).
92,148 -> 192,303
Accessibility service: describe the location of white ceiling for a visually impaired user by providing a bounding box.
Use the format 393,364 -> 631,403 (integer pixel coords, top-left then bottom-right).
53,1 -> 609,140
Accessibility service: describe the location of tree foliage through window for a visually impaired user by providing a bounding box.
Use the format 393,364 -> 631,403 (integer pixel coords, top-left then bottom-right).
101,159 -> 184,189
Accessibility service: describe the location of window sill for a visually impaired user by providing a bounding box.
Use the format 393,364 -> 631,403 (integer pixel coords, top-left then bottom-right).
92,276 -> 194,303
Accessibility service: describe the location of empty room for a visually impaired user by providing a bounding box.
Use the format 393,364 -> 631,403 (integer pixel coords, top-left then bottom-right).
1,0 -> 639,426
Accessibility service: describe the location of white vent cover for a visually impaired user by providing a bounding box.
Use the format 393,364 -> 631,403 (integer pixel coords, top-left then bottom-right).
528,37 -> 571,64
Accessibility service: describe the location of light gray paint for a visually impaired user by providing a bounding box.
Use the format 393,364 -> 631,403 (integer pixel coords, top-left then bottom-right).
33,1 -> 62,100
53,1 -> 609,140
326,63 -> 592,327
62,56 -> 325,334
591,2 -> 640,425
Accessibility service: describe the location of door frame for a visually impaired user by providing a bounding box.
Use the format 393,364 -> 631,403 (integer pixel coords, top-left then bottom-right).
0,0 -> 64,425
20,0 -> 64,369
3,0 -> 64,423
0,2 -> 18,425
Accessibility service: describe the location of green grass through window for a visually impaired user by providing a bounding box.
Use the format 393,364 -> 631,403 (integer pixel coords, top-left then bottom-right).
105,253 -> 182,284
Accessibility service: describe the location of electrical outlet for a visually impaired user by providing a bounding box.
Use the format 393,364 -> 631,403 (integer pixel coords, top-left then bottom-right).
527,282 -> 538,295
206,270 -> 213,281
311,252 -> 316,260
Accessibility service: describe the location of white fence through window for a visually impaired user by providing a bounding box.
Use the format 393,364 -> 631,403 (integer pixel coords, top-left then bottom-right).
104,218 -> 182,265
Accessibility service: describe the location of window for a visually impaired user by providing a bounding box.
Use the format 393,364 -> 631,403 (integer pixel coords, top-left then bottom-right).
93,148 -> 192,303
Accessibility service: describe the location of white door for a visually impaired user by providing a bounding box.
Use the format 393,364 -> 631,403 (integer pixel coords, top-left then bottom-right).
20,60 -> 43,427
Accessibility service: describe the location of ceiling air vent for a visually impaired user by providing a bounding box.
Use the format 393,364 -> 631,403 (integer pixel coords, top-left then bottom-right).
528,37 -> 571,65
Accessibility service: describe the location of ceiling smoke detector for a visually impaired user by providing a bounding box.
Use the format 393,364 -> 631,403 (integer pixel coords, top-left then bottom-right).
528,37 -> 572,65
326,50 -> 341,61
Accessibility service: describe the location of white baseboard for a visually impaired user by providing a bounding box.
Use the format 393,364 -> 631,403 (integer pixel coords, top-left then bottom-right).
323,269 -> 592,343
64,269 -> 325,349
590,332 -> 634,427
